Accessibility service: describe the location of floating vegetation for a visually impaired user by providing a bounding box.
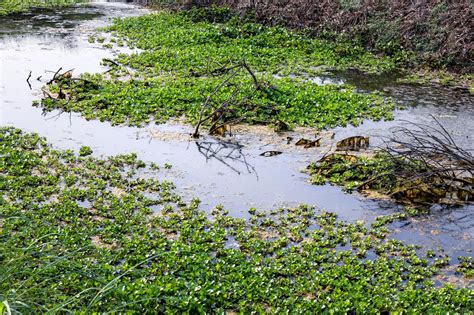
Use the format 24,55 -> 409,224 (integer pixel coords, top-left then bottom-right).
310,152 -> 473,206
0,0 -> 84,15
1,127 -> 473,312
79,145 -> 93,157
38,10 -> 396,131
397,69 -> 474,92
457,257 -> 474,278
309,121 -> 473,206
310,153 -> 394,191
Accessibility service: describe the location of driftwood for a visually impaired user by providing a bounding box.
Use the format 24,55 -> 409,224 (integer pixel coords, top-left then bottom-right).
336,136 -> 369,151
260,150 -> 282,157
295,138 -> 321,149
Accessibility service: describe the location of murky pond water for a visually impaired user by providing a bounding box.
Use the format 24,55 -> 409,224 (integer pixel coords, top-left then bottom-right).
332,70 -> 474,150
0,0 -> 472,259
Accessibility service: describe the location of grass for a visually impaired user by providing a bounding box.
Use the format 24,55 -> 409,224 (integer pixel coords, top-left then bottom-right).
1,127 -> 473,312
0,0 -> 84,15
39,8 -> 397,130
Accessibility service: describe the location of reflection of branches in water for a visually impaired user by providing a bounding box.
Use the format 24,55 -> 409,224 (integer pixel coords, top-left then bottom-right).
195,140 -> 258,179
42,108 -> 72,126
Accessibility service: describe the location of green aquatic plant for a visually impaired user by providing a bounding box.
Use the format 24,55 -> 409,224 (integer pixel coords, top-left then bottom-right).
457,257 -> 474,278
309,153 -> 397,192
79,145 -> 93,156
39,10 -> 397,130
0,127 -> 472,312
0,0 -> 85,15
398,70 -> 474,91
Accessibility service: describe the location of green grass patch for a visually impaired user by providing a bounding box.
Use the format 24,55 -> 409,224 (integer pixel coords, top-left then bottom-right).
1,127 -> 473,312
109,10 -> 397,74
309,153 -> 397,191
40,72 -> 394,128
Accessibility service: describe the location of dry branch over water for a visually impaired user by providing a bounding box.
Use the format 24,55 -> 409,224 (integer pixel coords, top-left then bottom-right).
310,120 -> 473,206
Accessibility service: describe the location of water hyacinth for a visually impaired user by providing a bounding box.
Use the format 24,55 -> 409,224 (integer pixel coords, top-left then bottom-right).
1,127 -> 472,313
39,9 -> 397,129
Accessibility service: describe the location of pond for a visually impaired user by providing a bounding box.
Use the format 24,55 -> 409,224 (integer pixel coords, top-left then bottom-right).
0,0 -> 472,260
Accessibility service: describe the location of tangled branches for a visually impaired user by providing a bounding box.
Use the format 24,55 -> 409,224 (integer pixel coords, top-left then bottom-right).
311,118 -> 473,206
192,60 -> 269,138
383,118 -> 473,204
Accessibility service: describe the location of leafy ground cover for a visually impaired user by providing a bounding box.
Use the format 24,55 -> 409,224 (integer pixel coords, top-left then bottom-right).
1,127 -> 473,312
457,257 -> 474,279
143,3 -> 473,89
163,2 -> 473,72
39,9 -> 396,129
0,0 -> 83,15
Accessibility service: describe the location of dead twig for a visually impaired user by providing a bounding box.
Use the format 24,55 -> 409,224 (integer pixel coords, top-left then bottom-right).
47,67 -> 63,85
380,117 -> 473,204
192,67 -> 240,138
26,71 -> 32,90
103,58 -> 132,77
192,61 -> 264,138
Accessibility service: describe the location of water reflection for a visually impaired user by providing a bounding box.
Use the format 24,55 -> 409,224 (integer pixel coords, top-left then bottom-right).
0,8 -> 103,36
195,140 -> 258,177
393,205 -> 474,260
329,69 -> 474,149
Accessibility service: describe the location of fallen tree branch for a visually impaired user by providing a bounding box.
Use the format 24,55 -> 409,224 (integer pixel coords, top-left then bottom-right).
192,68 -> 240,138
47,67 -> 63,85
192,60 -> 264,138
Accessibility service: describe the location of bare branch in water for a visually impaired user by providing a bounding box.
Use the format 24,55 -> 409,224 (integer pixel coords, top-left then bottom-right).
195,140 -> 258,179
26,70 -> 32,90
192,60 -> 264,138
